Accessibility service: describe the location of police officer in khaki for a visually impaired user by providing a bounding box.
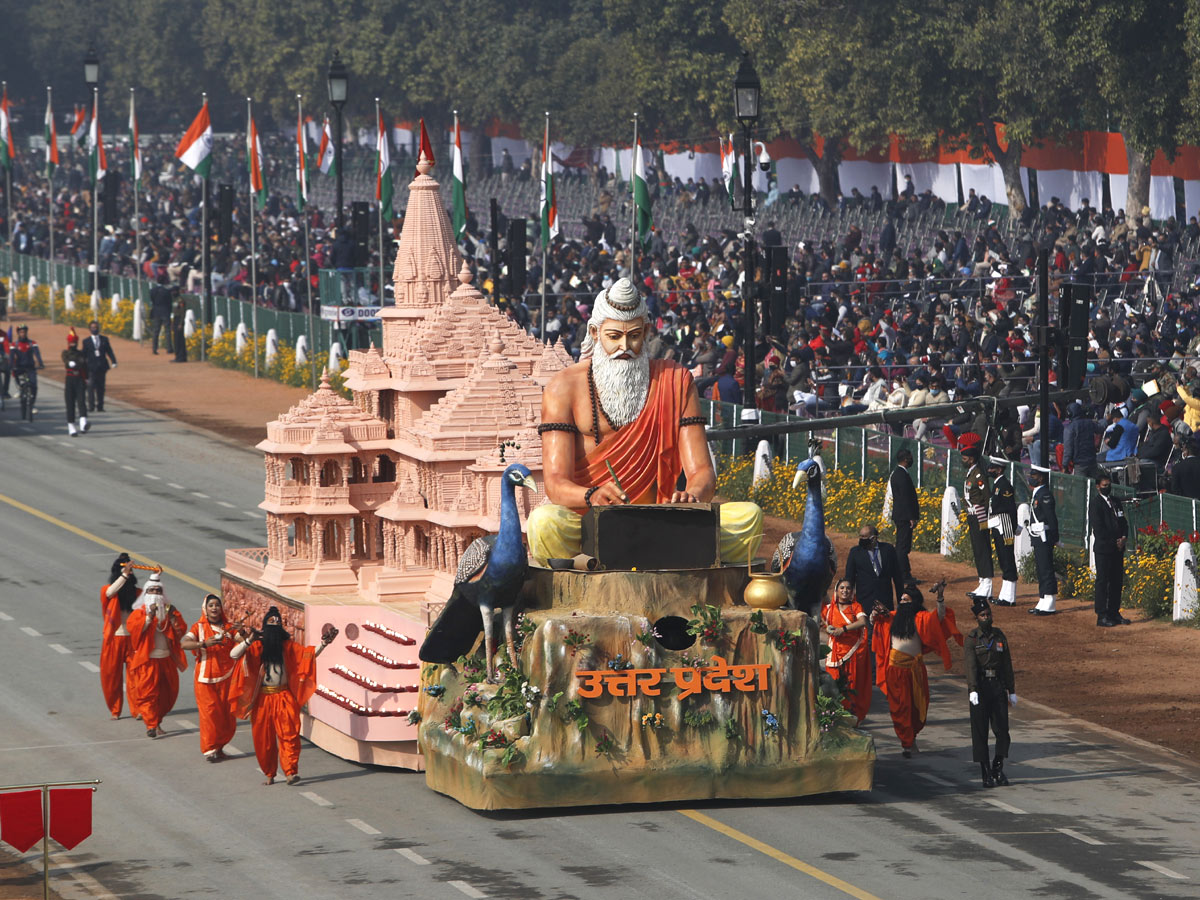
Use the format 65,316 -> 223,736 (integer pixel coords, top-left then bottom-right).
965,595 -> 1016,788
961,441 -> 994,601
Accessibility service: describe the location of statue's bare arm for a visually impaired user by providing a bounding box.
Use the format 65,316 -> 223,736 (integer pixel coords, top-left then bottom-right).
675,382 -> 715,502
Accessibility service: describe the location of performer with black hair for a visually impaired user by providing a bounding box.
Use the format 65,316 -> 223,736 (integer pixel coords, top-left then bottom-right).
871,584 -> 952,757
231,607 -> 337,785
126,572 -> 188,738
181,594 -> 239,762
100,554 -> 141,719
965,596 -> 1016,787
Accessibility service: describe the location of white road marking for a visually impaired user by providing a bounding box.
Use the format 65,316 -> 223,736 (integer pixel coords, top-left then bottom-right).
121,465 -> 137,471
0,611 -> 12,621
395,848 -> 430,865
49,643 -> 73,654
0,736 -> 150,753
191,491 -> 209,499
345,818 -> 381,835
144,473 -> 161,480
243,510 -> 263,518
78,448 -> 94,455
100,457 -> 116,463
58,442 -> 73,448
217,501 -> 235,508
1136,861 -> 1187,879
20,626 -> 41,637
982,798 -> 1026,815
79,661 -> 101,673
1057,827 -> 1105,846
167,483 -> 185,489
39,435 -> 56,440
171,718 -> 198,731
914,772 -> 955,787
449,881 -> 487,898
224,743 -> 246,757
301,791 -> 333,807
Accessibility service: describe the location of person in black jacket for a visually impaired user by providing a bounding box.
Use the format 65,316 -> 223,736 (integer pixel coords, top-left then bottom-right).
1027,466 -> 1060,615
1088,474 -> 1131,627
889,449 -> 921,583
1136,414 -> 1173,490
148,276 -> 174,355
1170,437 -> 1200,500
987,457 -> 1019,605
844,524 -> 904,614
82,320 -> 118,412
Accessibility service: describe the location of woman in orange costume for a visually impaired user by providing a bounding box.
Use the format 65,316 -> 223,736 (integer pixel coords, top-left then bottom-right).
821,578 -> 871,723
231,607 -> 336,785
100,554 -> 141,719
181,593 -> 239,762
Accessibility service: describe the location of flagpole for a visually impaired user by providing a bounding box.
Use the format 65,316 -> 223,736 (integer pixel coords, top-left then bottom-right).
300,94 -> 315,392
630,113 -> 638,284
131,89 -> 140,273
377,97 -> 385,327
248,96 -> 258,378
541,111 -> 549,345
199,92 -> 208,363
47,86 -> 56,325
3,81 -> 10,273
92,86 -> 100,303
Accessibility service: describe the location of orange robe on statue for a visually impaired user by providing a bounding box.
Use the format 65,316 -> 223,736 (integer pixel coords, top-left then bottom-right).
572,359 -> 693,511
232,642 -> 318,779
186,617 -> 239,757
126,606 -> 188,730
821,600 -> 871,723
100,583 -> 140,719
872,609 -> 952,748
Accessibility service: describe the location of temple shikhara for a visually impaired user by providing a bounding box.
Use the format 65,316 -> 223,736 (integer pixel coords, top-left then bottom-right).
222,154 -> 562,768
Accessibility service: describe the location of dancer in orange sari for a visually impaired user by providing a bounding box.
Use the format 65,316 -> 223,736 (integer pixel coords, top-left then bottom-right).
181,593 -> 239,762
126,572 -> 188,738
100,554 -> 141,719
871,584 -> 952,756
821,578 -> 871,723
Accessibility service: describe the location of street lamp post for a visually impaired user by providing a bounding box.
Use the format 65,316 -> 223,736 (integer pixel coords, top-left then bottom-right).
734,54 -> 761,420
84,47 -> 100,305
327,51 -> 348,230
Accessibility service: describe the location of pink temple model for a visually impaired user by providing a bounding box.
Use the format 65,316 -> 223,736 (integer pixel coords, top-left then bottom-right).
222,152 -> 563,768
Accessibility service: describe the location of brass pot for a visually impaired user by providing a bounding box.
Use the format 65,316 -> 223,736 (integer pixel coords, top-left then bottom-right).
744,571 -> 789,609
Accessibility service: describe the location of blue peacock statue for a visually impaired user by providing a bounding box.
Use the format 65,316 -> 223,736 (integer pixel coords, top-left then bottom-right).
419,462 -> 537,682
770,452 -> 838,615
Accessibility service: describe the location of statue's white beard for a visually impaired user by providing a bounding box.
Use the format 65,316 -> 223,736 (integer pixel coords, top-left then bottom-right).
592,344 -> 650,430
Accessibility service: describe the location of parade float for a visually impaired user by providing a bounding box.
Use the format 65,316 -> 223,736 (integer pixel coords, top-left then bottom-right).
221,149 -> 874,807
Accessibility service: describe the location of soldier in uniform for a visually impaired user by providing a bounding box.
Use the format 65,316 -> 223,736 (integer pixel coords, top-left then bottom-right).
986,456 -> 1019,605
965,595 -> 1016,788
961,441 -> 994,602
1027,465 -> 1060,615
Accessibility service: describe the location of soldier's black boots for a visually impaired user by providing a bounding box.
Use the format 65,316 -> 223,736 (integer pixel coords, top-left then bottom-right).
980,761 -> 995,788
992,757 -> 1009,786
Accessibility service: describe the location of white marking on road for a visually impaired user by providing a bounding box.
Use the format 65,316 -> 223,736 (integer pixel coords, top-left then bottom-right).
191,491 -> 209,499
0,845 -> 120,900
244,510 -> 263,518
100,457 -> 116,463
224,743 -> 246,757
78,448 -> 94,455
449,881 -> 487,898
0,736 -> 151,753
395,848 -> 430,865
346,818 -> 381,835
914,772 -> 955,787
58,442 -> 73,448
171,718 -> 198,731
49,643 -> 72,655
121,465 -> 137,471
0,611 -> 12,621
301,791 -> 333,807
1057,827 -> 1105,845
79,661 -> 101,673
144,473 -> 161,480
39,435 -> 55,440
167,483 -> 185,489
217,500 -> 235,508
20,626 -> 41,637
982,798 -> 1026,815
1136,861 -> 1187,879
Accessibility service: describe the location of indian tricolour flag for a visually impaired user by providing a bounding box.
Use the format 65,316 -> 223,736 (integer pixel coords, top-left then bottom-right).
71,104 -> 87,148
317,114 -> 336,176
632,135 -> 652,246
376,106 -> 393,213
87,96 -> 106,185
451,115 -> 467,240
44,92 -> 59,180
722,134 -> 737,210
128,91 -> 142,181
539,116 -> 557,247
175,99 -> 213,178
295,105 -> 308,212
247,111 -> 267,210
0,85 -> 14,172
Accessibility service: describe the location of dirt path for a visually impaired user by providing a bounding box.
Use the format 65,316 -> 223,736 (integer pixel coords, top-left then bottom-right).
9,309 -> 1199,764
